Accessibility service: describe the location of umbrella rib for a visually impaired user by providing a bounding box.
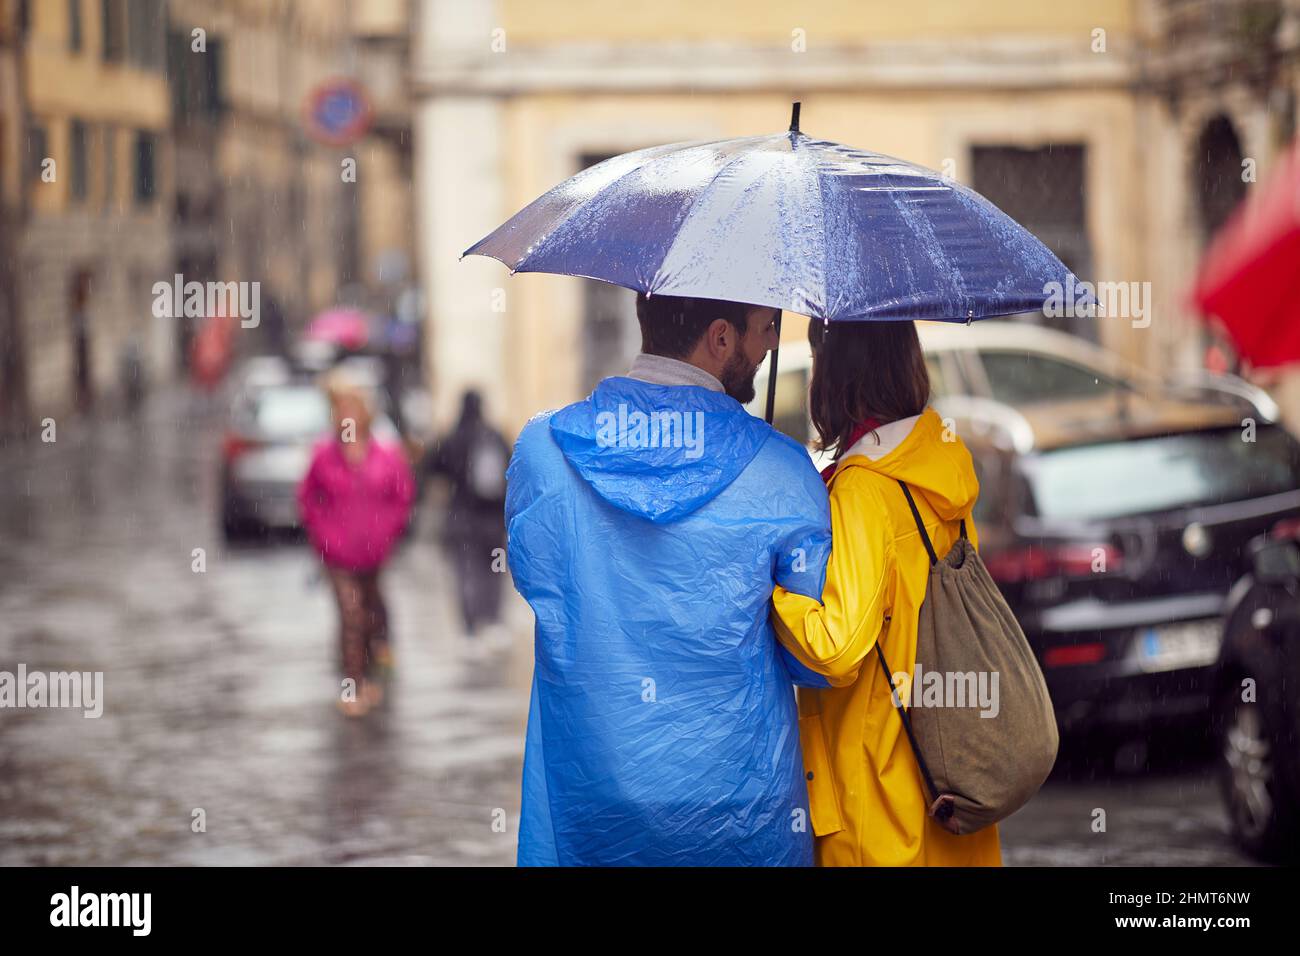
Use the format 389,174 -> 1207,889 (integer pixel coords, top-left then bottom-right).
647,141 -> 781,295
513,139 -> 741,277
811,145 -> 832,321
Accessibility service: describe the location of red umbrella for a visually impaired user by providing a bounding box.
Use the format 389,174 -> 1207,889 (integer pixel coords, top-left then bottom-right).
1193,143 -> 1300,369
305,308 -> 370,351
191,312 -> 236,392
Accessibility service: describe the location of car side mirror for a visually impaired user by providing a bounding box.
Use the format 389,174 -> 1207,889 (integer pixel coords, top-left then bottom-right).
1252,538 -> 1300,586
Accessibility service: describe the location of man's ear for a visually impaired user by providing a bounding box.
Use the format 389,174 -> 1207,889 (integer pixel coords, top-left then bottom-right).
705,317 -> 734,361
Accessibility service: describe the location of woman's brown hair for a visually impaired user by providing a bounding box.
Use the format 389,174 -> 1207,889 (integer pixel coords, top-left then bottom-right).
807,318 -> 931,459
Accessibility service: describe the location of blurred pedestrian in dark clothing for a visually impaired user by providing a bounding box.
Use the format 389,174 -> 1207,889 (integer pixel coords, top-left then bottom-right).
428,390 -> 510,644
381,346 -> 407,437
260,292 -> 289,359
118,336 -> 145,414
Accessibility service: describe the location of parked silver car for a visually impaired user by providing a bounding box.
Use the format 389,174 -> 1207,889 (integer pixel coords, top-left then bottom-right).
220,375 -> 398,538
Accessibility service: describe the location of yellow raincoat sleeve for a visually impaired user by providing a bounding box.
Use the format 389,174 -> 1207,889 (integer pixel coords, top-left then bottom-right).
770,467 -> 896,687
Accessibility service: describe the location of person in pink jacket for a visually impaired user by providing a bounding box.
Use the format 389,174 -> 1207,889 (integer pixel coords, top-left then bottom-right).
298,374 -> 415,717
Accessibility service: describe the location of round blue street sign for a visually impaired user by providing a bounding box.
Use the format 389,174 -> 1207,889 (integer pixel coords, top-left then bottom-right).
304,79 -> 373,146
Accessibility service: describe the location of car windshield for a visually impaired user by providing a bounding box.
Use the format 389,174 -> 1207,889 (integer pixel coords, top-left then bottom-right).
1025,425 -> 1300,520
251,387 -> 330,440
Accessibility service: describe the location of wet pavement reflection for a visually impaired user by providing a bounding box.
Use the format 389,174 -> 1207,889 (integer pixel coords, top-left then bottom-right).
0,394 -> 530,865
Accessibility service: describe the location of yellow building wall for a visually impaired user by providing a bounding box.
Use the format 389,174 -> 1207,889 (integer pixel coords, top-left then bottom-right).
498,0 -> 1134,42
23,0 -> 170,124
22,0 -> 170,217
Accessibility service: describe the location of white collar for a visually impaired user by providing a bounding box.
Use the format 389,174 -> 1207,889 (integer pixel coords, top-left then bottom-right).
842,414 -> 923,461
627,353 -> 724,392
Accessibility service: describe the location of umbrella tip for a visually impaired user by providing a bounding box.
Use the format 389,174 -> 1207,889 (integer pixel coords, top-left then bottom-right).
789,101 -> 801,134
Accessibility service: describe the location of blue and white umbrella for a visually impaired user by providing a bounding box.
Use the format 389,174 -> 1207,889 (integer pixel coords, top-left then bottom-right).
464,104 -> 1082,419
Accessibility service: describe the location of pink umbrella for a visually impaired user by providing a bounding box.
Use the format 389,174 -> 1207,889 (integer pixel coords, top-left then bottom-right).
305,308 -> 371,350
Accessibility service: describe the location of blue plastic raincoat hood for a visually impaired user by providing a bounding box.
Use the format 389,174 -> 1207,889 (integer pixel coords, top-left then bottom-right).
547,376 -> 770,522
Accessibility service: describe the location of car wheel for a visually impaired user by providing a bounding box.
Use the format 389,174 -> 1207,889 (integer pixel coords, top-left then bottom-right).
1217,685 -> 1296,862
222,505 -> 250,542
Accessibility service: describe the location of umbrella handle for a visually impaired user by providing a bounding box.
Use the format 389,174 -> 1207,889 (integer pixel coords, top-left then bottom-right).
763,312 -> 782,424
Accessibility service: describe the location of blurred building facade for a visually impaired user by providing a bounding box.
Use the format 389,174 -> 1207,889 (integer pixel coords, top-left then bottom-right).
0,1 -> 27,424
0,0 -> 416,432
413,0 -> 1300,433
167,0 -> 416,364
1,0 -> 172,425
1142,0 -> 1300,423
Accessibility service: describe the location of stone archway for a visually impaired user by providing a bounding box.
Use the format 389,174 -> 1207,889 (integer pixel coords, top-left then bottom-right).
1192,113 -> 1248,249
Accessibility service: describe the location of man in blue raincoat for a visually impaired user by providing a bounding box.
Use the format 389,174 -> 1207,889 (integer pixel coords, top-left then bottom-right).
506,293 -> 831,866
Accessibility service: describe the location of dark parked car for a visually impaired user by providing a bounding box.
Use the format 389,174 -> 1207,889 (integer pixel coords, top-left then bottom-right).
1214,528 -> 1300,862
950,392 -> 1300,736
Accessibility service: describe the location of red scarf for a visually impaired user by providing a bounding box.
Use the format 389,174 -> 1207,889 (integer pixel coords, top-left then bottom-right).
820,417 -> 881,483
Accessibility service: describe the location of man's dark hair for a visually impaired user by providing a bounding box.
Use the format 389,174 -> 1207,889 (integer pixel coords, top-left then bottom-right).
635,293 -> 750,359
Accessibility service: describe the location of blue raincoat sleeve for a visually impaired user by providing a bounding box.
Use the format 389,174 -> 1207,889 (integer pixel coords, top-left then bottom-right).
503,414 -> 550,595
764,432 -> 833,689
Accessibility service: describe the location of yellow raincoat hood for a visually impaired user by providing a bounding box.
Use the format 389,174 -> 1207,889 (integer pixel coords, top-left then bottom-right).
833,408 -> 979,524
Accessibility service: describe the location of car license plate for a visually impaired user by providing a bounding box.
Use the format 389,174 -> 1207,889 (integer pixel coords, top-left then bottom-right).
1134,619 -> 1222,673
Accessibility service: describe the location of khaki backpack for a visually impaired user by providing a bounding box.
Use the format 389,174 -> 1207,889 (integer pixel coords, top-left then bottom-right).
875,480 -> 1060,835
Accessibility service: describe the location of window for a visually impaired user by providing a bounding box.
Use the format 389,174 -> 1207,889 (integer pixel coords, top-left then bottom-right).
68,0 -> 82,52
1194,116 -> 1247,248
1024,426 -> 1300,521
338,177 -> 360,285
971,144 -> 1095,342
924,355 -> 947,398
205,38 -> 225,116
977,351 -> 1121,406
127,0 -> 164,70
101,0 -> 124,62
168,31 -> 226,125
101,125 -> 116,208
134,131 -> 156,204
26,122 -> 48,188
166,29 -> 190,118
249,387 -> 331,440
69,119 -> 88,202
968,449 -> 1002,524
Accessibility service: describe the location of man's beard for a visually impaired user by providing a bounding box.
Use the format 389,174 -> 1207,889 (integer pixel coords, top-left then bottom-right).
720,349 -> 761,404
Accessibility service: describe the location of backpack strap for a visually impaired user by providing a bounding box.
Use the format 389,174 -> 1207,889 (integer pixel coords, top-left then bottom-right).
898,480 -> 967,567
887,480 -> 963,826
874,641 -> 943,809
898,480 -> 938,566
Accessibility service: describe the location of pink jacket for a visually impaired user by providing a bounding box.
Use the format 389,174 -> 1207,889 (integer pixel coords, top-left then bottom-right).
298,438 -> 416,571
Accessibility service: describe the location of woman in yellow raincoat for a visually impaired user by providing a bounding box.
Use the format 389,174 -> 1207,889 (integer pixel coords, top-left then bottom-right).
772,319 -> 1001,867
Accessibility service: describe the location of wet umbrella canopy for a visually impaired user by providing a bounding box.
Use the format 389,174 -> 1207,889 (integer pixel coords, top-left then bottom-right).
464,104 -> 1081,418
